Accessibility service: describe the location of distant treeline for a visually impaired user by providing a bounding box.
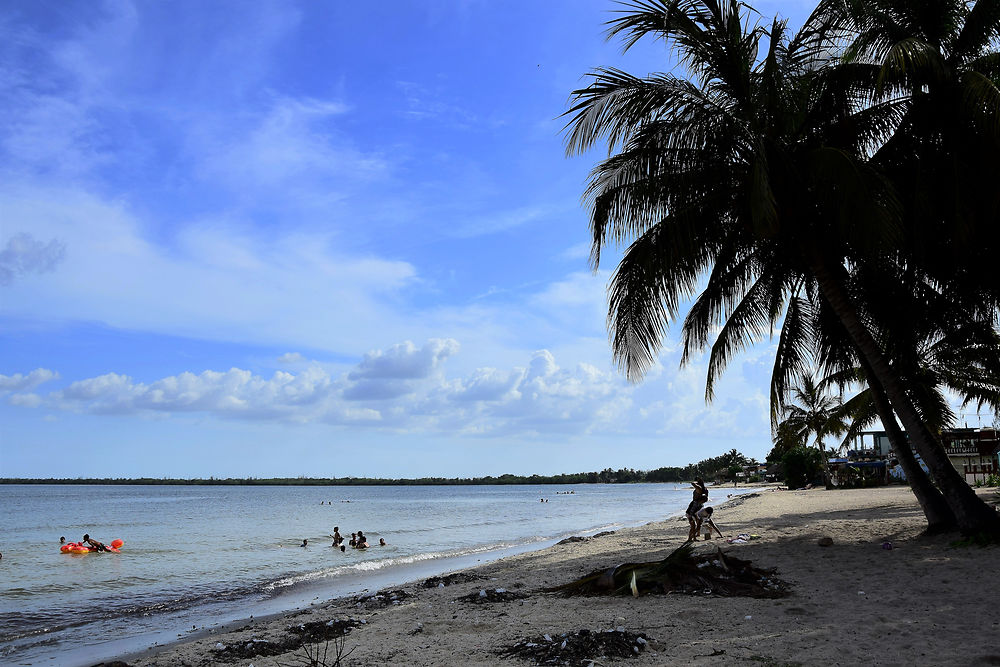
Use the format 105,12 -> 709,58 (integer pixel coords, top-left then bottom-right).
0,454 -> 755,486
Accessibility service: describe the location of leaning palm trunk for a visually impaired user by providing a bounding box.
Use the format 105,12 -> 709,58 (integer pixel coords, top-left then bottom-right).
812,257 -> 1000,534
817,440 -> 832,489
860,358 -> 957,531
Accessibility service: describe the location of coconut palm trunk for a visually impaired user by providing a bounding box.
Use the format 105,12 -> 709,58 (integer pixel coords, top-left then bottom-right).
816,439 -> 832,489
811,256 -> 1000,534
858,357 -> 957,531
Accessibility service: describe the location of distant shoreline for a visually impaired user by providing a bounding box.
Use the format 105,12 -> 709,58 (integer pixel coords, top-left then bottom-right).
0,475 -> 733,486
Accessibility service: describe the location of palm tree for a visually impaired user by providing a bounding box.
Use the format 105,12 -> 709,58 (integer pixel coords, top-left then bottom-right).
563,0 -> 1000,534
807,0 -> 1000,531
775,373 -> 847,486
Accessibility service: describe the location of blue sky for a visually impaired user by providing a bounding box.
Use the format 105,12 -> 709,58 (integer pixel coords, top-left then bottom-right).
2,0 -> 932,479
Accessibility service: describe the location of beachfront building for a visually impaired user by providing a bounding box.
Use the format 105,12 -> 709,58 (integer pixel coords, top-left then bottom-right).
941,428 -> 999,485
845,430 -> 894,459
842,428 -> 1000,486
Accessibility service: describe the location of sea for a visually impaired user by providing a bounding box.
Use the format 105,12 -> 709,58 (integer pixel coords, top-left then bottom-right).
0,483 -> 747,666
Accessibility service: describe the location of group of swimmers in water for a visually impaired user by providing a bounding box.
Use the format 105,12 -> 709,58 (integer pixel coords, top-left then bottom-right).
298,527 -> 386,551
685,478 -> 723,541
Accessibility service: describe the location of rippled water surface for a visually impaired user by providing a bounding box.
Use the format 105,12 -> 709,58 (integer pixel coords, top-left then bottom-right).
0,483 -> 742,665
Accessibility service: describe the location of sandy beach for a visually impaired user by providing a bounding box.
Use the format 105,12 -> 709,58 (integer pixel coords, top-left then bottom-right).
115,485 -> 1000,667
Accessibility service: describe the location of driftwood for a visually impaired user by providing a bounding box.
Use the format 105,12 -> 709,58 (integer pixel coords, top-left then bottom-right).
549,543 -> 790,598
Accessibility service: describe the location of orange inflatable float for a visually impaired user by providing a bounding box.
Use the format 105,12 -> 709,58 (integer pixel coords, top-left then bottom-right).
61,539 -> 124,554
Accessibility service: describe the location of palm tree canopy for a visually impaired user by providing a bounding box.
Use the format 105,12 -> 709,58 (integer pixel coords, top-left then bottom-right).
563,0 -> 902,388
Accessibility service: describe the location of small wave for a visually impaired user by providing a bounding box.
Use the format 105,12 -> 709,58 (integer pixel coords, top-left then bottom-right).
263,541 -> 521,592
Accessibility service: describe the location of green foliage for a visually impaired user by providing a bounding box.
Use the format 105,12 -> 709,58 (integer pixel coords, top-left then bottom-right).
780,447 -> 823,489
1,450 -> 760,487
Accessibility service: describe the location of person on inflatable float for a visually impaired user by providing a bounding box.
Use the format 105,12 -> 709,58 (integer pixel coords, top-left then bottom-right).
83,534 -> 109,552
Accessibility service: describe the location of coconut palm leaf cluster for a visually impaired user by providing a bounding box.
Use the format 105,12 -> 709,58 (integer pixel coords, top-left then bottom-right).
565,0 -> 1000,534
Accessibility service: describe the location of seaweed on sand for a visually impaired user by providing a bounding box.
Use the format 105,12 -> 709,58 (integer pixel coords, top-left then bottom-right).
456,587 -> 529,604
422,572 -> 487,588
353,589 -> 412,608
208,618 -> 362,664
549,543 -> 790,598
501,627 -> 652,666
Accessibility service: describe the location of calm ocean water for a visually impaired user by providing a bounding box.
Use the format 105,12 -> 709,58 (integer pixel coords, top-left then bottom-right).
0,483 -> 744,666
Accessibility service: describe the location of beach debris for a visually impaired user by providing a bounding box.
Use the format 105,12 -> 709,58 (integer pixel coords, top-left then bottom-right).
209,636 -> 289,662
556,531 -> 616,546
286,618 -> 363,644
207,618 -> 363,663
724,493 -> 760,508
817,537 -> 834,547
422,572 -> 486,588
549,543 -> 790,599
501,627 -> 652,665
882,541 -> 893,550
353,588 -> 411,608
457,587 -> 528,604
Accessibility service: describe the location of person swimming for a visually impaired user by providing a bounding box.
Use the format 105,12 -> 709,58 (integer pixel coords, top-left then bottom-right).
356,531 -> 369,548
300,539 -> 308,547
82,534 -> 109,552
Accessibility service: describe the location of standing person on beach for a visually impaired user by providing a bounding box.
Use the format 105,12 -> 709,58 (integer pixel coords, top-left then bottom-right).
685,480 -> 709,541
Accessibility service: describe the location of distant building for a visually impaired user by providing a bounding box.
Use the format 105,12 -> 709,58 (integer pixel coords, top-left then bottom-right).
847,431 -> 894,459
844,427 -> 1000,486
941,428 -> 999,485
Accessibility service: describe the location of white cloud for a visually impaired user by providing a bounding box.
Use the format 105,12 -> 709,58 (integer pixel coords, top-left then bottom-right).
20,341 -> 644,437
0,186 -> 419,353
450,367 -> 523,402
7,393 -> 42,408
349,339 -> 458,380
343,339 -> 458,401
277,352 -> 305,364
194,95 -> 382,201
0,368 -> 59,392
0,233 -> 67,286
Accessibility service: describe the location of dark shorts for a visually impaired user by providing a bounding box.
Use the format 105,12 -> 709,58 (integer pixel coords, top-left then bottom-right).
686,500 -> 704,517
